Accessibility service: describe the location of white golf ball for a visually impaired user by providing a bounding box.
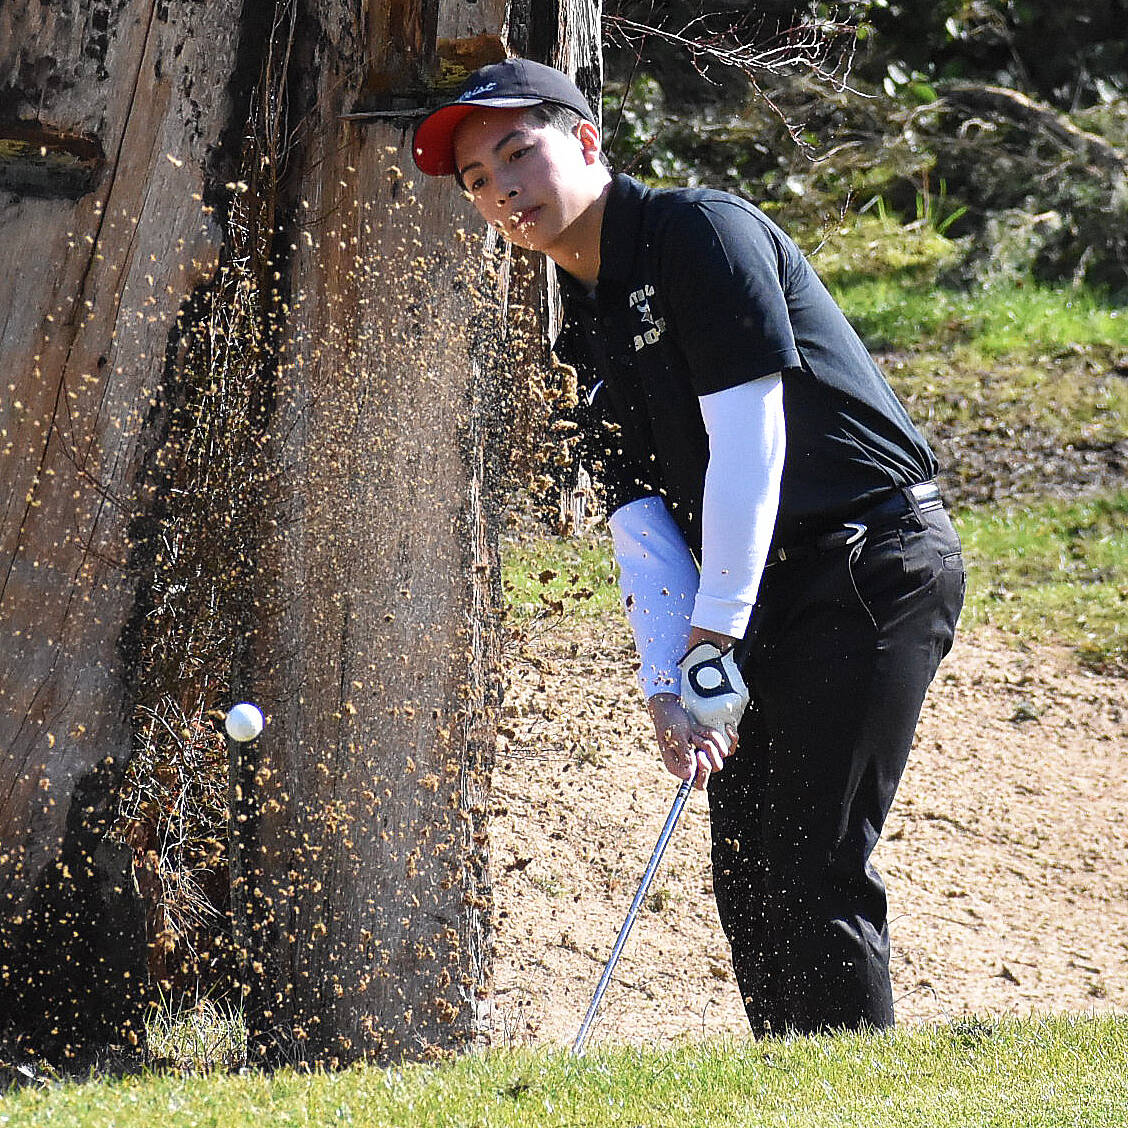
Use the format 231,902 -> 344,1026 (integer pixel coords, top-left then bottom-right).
225,702 -> 264,742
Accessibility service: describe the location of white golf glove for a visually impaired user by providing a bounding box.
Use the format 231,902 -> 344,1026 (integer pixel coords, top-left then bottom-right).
678,641 -> 750,735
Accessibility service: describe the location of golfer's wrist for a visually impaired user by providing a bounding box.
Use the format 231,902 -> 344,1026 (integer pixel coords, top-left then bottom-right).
684,625 -> 739,654
647,692 -> 683,721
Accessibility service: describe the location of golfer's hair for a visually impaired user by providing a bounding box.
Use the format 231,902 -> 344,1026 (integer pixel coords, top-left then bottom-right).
525,103 -> 585,134
454,103 -> 611,188
526,104 -> 613,173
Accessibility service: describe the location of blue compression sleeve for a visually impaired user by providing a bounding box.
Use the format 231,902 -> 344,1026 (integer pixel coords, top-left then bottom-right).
608,497 -> 698,697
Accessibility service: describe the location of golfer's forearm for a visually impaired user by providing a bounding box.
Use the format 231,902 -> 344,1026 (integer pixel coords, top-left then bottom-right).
693,375 -> 785,637
608,497 -> 698,696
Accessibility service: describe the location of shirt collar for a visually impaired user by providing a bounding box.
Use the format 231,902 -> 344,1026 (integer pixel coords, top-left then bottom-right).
555,173 -> 647,301
597,173 -> 648,290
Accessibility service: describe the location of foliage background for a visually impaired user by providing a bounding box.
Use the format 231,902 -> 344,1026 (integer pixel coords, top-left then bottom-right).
603,0 -> 1128,289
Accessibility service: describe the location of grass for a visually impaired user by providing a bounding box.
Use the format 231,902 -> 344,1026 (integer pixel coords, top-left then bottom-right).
503,533 -> 620,620
145,992 -> 247,1072
812,214 -> 1125,348
2,1015 -> 1125,1126
810,213 -> 963,295
887,347 -> 1128,451
956,493 -> 1128,672
814,217 -> 1128,445
503,492 -> 1128,672
833,276 -> 1126,357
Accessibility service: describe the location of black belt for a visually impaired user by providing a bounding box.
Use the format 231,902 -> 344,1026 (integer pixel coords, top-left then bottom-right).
857,479 -> 942,524
765,480 -> 943,567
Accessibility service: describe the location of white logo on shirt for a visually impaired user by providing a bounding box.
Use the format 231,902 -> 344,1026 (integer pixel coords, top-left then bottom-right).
629,284 -> 665,351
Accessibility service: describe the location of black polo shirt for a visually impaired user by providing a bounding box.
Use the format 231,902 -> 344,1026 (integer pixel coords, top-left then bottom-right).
554,174 -> 937,555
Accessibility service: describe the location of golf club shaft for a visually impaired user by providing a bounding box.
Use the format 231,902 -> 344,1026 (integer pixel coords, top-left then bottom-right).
572,776 -> 694,1056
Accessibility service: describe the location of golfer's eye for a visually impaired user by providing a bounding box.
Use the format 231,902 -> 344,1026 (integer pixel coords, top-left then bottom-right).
468,175 -> 486,192
508,146 -> 529,162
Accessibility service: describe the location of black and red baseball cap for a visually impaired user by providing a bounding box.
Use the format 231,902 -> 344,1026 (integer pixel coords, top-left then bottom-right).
412,59 -> 597,177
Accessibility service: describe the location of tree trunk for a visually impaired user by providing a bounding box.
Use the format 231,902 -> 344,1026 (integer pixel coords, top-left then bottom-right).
0,0 -> 262,1057
1,0 -> 600,1066
228,0 -> 600,1069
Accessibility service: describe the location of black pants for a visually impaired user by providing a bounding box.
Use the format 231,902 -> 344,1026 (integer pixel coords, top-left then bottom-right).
707,495 -> 966,1036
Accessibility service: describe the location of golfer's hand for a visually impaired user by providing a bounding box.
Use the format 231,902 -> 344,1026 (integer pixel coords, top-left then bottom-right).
647,693 -> 736,791
678,640 -> 750,737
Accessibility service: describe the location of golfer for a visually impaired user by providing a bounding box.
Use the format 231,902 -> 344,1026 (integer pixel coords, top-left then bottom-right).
413,59 -> 966,1036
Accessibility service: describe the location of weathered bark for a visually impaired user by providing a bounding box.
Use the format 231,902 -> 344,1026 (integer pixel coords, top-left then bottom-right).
1,0 -> 600,1066
226,0 -> 580,1068
0,0 -> 258,1055
225,0 -> 601,1068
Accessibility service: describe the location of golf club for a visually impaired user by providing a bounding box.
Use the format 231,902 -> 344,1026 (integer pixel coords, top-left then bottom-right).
572,775 -> 694,1056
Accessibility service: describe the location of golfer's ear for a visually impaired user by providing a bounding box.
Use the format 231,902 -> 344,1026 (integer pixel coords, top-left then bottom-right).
577,120 -> 602,163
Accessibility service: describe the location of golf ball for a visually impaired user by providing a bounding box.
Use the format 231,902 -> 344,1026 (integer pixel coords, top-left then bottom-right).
225,702 -> 264,742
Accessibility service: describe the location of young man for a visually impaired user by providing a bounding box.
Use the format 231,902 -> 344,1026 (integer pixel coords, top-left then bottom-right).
413,58 -> 966,1036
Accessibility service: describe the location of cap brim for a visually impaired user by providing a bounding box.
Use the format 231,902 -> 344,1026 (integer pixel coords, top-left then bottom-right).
412,97 -> 544,177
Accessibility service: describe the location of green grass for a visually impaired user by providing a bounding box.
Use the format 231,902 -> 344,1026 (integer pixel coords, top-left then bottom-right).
503,533 -> 620,620
811,213 -> 962,295
811,212 -> 1126,356
836,280 -> 1126,357
955,493 -> 1128,672
3,1015 -> 1125,1126
503,492 -> 1128,672
813,218 -> 1128,449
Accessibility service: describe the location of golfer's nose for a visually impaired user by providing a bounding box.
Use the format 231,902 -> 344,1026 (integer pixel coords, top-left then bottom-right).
497,186 -> 518,207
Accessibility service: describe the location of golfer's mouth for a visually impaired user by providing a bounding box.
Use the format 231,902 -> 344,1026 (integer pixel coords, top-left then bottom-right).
510,206 -> 541,227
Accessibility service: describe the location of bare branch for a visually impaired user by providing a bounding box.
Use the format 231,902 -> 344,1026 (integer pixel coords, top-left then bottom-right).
603,7 -> 871,154
604,12 -> 864,88
938,81 -> 1127,173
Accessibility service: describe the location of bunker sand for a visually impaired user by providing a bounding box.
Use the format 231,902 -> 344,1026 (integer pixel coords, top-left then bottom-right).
489,619 -> 1128,1046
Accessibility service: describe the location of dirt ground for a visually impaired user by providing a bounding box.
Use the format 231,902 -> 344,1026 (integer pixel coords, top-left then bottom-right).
486,614 -> 1128,1050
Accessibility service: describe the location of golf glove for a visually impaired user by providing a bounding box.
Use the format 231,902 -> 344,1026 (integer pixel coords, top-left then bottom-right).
678,641 -> 750,734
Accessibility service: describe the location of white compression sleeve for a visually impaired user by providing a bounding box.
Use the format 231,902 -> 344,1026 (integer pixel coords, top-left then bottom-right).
693,375 -> 786,637
608,496 -> 699,697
